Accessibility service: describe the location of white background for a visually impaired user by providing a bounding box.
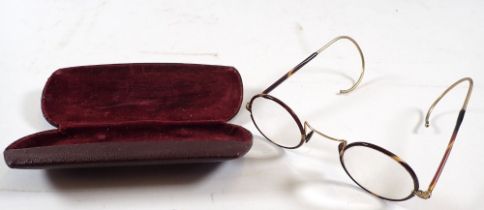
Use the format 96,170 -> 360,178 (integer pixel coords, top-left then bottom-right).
1,1 -> 483,209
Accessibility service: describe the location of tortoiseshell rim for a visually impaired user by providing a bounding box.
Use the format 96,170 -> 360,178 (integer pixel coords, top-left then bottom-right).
248,79 -> 473,201
248,94 -> 420,201
339,142 -> 419,201
247,94 -> 306,149
246,35 -> 473,201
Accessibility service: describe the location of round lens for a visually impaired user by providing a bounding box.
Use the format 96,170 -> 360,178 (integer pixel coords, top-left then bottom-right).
341,143 -> 417,200
250,96 -> 303,148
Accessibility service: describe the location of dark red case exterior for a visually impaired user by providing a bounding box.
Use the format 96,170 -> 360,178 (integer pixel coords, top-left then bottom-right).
4,63 -> 252,169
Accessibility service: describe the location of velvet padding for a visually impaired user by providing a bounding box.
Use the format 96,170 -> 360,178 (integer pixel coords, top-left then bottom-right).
4,63 -> 252,168
42,63 -> 243,127
5,122 -> 252,168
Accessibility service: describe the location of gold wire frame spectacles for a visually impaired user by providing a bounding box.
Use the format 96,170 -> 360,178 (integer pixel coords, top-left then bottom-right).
246,36 -> 474,201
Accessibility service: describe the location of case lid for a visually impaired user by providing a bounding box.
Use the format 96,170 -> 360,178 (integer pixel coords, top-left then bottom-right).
42,63 -> 243,127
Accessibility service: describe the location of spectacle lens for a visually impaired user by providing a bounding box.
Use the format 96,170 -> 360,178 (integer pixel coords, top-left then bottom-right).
250,96 -> 303,148
341,143 -> 417,200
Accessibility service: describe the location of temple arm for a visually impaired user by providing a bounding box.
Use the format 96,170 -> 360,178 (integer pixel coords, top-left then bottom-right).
415,77 -> 474,199
262,36 -> 366,94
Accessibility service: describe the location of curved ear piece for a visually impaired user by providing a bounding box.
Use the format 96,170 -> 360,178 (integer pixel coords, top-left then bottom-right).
418,77 -> 473,199
262,36 -> 365,95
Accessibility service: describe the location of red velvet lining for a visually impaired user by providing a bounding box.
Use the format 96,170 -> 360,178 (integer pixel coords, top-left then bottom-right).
4,63 -> 252,168
7,122 -> 250,149
42,63 -> 243,127
4,123 -> 252,168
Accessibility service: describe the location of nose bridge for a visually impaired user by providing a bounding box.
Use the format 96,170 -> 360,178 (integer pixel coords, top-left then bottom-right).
305,130 -> 314,142
303,121 -> 346,144
303,121 -> 315,142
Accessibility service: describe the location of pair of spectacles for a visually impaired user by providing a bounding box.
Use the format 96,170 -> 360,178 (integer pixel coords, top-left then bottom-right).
246,36 -> 474,201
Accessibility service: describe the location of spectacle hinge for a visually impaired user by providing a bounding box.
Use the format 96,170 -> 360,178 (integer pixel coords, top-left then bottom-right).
415,190 -> 432,199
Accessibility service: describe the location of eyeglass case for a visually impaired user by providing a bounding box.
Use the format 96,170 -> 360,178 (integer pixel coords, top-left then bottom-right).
4,63 -> 252,169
